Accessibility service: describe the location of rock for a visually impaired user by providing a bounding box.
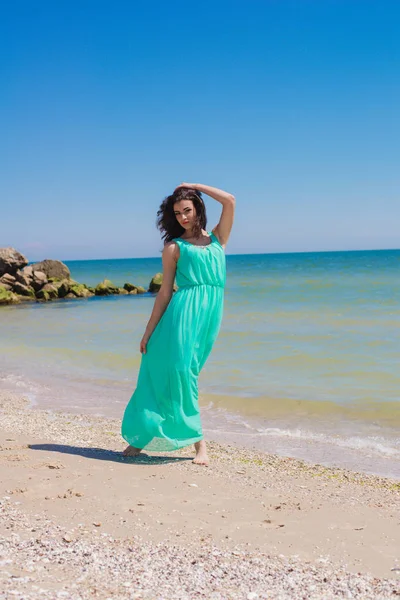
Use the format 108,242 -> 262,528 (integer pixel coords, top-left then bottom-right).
95,279 -> 120,296
70,284 -> 93,298
32,271 -> 48,291
0,287 -> 20,305
21,265 -> 33,280
36,284 -> 58,300
123,282 -> 136,292
0,283 -> 12,291
12,282 -> 35,298
17,295 -> 36,302
124,283 -> 146,294
31,259 -> 71,281
59,281 -> 71,298
51,279 -> 70,298
0,248 -> 28,276
42,283 -> 60,299
148,273 -> 163,293
118,288 -> 129,295
94,282 -> 109,296
64,293 -> 76,299
104,279 -> 119,291
148,274 -> 177,293
36,290 -> 50,301
15,271 -> 31,287
0,273 -> 16,287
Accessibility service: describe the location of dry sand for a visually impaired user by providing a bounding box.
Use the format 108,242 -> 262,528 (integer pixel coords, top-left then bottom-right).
0,391 -> 399,599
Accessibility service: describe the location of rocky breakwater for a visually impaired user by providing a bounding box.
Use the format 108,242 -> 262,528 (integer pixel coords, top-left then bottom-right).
0,247 -> 163,306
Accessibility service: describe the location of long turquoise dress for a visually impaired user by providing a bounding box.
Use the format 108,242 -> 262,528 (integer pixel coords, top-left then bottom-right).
121,231 -> 226,451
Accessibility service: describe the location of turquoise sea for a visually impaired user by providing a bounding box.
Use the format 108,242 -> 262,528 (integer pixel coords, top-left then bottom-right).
1,249 -> 399,478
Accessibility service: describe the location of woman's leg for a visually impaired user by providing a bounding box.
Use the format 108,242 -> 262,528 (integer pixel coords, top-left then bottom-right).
193,439 -> 209,466
123,445 -> 142,457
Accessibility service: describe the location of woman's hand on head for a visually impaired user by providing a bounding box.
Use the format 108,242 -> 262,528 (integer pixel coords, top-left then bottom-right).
174,182 -> 196,192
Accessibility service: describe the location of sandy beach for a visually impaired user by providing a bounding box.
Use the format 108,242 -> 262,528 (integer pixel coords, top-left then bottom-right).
0,391 -> 399,599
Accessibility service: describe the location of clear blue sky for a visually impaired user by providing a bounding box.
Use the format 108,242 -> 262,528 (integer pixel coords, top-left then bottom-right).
1,0 -> 399,260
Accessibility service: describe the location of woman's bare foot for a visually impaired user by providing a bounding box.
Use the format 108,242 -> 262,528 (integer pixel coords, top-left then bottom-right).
193,440 -> 209,466
123,445 -> 142,457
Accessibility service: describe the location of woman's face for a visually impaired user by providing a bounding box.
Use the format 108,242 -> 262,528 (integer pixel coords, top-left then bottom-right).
173,200 -> 196,230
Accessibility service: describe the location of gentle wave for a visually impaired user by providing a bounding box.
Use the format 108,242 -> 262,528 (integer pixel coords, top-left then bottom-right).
254,428 -> 400,458
204,424 -> 400,459
200,393 -> 400,427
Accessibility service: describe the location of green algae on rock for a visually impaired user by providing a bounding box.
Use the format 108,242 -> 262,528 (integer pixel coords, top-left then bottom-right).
0,286 -> 20,305
148,273 -> 163,293
95,279 -> 120,296
70,283 -> 93,298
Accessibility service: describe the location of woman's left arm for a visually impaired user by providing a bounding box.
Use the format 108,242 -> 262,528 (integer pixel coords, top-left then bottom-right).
176,183 -> 235,246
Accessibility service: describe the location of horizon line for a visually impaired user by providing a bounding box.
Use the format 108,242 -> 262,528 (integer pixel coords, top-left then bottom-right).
57,246 -> 400,263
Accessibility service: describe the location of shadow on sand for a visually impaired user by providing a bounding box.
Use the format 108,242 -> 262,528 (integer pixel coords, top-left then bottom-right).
28,443 -> 192,465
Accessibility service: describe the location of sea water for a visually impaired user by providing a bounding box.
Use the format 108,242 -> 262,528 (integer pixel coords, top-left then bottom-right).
1,249 -> 399,478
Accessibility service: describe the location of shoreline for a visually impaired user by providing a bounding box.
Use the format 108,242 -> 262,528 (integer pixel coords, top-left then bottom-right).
1,367 -> 399,481
1,391 -> 399,599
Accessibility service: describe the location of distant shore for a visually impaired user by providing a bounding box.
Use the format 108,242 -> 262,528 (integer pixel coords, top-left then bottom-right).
1,391 -> 399,599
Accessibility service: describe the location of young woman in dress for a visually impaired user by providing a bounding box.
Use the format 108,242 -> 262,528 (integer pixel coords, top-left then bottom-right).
122,183 -> 235,466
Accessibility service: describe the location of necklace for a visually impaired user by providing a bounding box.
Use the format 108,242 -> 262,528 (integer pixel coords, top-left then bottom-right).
181,233 -> 213,249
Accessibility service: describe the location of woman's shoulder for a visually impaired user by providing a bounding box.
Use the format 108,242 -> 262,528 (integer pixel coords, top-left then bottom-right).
163,240 -> 180,262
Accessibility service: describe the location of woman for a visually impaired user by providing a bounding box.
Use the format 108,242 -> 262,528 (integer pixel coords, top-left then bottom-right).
122,183 -> 235,466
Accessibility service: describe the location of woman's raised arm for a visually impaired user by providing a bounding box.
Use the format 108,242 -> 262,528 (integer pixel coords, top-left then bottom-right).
175,183 -> 235,247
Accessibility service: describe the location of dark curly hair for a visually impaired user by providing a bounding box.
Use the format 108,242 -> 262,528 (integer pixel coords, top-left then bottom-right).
156,187 -> 207,244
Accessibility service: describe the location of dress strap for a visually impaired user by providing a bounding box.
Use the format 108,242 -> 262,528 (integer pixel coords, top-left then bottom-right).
209,230 -> 223,248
